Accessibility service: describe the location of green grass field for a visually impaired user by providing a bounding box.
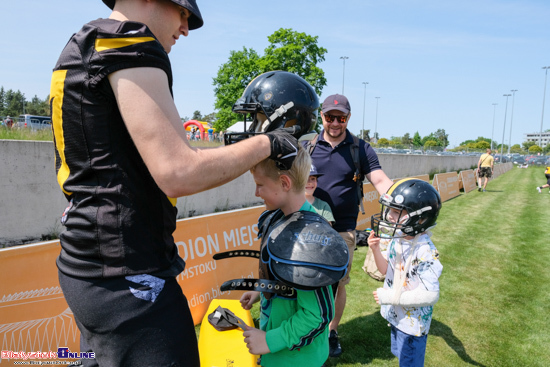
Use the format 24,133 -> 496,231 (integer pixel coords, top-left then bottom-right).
200,166 -> 550,367
0,126 -> 54,141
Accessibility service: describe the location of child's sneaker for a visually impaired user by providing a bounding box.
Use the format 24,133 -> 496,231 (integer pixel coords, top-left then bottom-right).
537,187 -> 542,193
329,330 -> 342,357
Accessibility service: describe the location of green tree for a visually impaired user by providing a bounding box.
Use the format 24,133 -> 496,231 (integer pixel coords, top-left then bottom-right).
359,129 -> 370,141
212,28 -> 327,132
0,87 -> 5,116
402,132 -> 412,146
4,89 -> 25,117
529,145 -> 542,153
476,141 -> 490,150
260,28 -> 327,95
378,137 -> 390,146
523,141 -> 536,151
460,137 -> 491,147
26,95 -> 49,116
510,144 -> 522,154
434,129 -> 449,147
424,140 -> 438,149
389,136 -> 402,146
202,112 -> 217,123
191,110 -> 202,120
212,47 -> 262,132
421,133 -> 437,146
412,132 -> 422,147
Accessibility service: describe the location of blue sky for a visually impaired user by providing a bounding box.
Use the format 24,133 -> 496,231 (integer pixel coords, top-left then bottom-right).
1,0 -> 549,147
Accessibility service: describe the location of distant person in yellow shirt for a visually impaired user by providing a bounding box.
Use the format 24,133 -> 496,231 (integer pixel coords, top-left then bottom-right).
477,148 -> 494,192
536,166 -> 550,193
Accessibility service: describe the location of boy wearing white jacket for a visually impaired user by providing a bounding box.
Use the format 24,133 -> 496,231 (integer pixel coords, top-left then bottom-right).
368,178 -> 443,367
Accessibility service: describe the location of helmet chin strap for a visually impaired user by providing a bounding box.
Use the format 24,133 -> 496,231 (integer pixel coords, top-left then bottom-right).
266,101 -> 295,127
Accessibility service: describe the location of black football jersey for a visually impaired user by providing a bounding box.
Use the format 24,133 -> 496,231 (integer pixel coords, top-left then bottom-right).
50,18 -> 184,278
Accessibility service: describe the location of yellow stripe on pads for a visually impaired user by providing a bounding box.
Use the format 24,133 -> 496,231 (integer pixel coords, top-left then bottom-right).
95,37 -> 156,52
50,69 -> 71,196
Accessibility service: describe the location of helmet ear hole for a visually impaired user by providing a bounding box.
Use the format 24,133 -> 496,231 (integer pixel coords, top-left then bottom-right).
284,119 -> 298,128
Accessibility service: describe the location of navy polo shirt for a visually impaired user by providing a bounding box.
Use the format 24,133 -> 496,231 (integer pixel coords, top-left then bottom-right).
303,130 -> 382,232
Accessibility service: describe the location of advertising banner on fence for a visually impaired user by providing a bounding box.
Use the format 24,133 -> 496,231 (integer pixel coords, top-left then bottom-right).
432,172 -> 460,202
0,206 -> 267,364
460,169 -> 477,193
173,206 -> 265,324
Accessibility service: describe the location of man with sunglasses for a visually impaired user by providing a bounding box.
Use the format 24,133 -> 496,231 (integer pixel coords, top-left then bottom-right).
306,94 -> 393,358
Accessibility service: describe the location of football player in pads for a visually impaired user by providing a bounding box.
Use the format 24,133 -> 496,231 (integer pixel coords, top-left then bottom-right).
50,1 -> 299,366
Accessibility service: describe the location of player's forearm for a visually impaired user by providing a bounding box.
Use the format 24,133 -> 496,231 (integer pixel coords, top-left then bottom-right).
157,135 -> 271,197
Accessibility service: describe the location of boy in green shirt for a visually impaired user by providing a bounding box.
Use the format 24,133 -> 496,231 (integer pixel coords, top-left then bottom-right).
240,147 -> 335,367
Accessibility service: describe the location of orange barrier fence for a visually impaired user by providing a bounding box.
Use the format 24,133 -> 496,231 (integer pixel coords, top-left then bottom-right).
0,168 -> 511,362
0,207 -> 264,364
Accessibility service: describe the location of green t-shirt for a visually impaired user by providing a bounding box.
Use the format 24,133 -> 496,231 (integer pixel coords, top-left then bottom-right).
312,197 -> 335,224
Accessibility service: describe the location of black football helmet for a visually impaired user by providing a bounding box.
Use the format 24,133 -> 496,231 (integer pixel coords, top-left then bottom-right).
225,71 -> 319,145
371,178 -> 442,238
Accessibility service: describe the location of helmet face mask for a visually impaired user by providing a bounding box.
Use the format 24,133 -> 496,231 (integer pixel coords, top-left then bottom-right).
225,71 -> 319,145
371,179 -> 442,238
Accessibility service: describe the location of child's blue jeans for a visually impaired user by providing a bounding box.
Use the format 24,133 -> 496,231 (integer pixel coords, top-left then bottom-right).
391,325 -> 427,367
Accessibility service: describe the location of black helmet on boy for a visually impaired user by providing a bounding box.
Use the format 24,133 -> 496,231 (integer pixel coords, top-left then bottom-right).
371,178 -> 442,238
225,71 -> 319,145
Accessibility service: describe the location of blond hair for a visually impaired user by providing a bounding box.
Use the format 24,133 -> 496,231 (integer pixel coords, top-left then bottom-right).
251,145 -> 311,193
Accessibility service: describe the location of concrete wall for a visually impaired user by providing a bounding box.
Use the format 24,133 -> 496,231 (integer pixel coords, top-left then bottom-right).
377,153 -> 478,180
0,140 -> 478,246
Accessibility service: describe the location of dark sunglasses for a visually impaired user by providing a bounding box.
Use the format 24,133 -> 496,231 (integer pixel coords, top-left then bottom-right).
324,114 -> 348,123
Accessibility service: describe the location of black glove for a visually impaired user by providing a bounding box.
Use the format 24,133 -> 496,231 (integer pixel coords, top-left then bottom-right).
266,127 -> 300,170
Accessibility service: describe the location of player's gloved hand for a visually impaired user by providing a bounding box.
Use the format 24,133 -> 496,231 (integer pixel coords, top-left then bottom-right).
266,127 -> 300,170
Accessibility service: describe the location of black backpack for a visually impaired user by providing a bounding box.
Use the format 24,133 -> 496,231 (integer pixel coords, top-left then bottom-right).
306,133 -> 365,214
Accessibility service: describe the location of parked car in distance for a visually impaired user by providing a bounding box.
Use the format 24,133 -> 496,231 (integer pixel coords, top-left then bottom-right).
17,114 -> 52,130
513,156 -> 525,165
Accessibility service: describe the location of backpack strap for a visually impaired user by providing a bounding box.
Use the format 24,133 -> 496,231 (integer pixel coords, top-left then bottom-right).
306,133 -> 319,156
307,133 -> 365,215
350,134 -> 365,214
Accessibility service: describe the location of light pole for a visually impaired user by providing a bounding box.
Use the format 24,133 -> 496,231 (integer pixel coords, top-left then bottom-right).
362,82 -> 368,139
374,97 -> 380,142
491,103 -> 497,150
508,89 -> 518,155
539,66 -> 550,148
500,94 -> 511,160
340,56 -> 349,94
